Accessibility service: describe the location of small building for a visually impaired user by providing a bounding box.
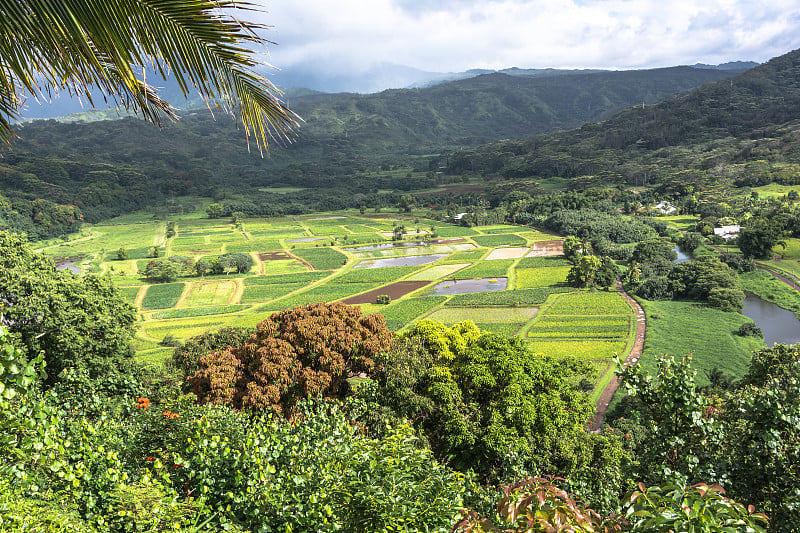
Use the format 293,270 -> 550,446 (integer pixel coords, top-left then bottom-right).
653,201 -> 677,215
713,225 -> 741,240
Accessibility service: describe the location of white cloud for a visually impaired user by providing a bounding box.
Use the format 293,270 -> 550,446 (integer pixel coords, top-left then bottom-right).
250,0 -> 800,73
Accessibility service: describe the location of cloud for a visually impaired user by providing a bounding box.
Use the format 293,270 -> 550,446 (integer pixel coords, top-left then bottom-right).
249,0 -> 800,73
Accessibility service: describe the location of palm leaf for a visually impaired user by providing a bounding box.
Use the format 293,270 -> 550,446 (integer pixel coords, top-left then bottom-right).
0,0 -> 299,151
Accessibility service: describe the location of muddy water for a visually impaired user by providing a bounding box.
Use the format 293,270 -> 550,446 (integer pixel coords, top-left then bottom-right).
429,277 -> 508,295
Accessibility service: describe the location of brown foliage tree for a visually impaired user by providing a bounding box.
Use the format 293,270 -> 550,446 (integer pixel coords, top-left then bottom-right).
188,302 -> 393,415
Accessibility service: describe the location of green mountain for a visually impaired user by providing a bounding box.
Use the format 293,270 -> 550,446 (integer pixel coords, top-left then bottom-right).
0,61 -> 756,236
444,48 -> 800,186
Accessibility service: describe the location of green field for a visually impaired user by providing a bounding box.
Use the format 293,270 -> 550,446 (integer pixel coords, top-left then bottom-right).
515,266 -> 571,288
141,283 -> 185,310
636,299 -> 764,387
44,208 -> 646,405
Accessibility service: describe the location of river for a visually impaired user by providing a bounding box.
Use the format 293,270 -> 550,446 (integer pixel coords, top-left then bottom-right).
742,293 -> 800,346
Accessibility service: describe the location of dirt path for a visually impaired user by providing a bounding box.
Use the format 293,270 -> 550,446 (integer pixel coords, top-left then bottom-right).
590,281 -> 646,431
134,285 -> 148,309
229,278 -> 245,305
757,264 -> 800,291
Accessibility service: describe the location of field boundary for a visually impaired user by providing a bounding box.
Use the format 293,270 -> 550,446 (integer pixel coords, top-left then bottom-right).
590,281 -> 646,431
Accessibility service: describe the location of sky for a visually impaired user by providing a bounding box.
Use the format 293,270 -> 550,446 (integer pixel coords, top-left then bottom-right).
253,0 -> 800,74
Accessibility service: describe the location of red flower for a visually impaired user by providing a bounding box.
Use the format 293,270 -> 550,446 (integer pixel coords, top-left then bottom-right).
145,457 -> 155,461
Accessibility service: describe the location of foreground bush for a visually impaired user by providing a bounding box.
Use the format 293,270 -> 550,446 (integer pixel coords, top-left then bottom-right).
189,301 -> 393,415
453,478 -> 768,533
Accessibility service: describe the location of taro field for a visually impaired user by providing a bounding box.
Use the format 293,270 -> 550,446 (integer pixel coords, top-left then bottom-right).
38,206 -> 635,399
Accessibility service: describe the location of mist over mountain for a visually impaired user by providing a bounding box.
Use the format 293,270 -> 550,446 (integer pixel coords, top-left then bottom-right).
18,60 -> 755,121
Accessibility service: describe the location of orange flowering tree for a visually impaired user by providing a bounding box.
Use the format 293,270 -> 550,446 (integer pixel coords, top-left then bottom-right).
189,302 -> 393,415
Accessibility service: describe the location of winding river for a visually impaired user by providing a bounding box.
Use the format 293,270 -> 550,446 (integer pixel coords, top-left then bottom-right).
741,293 -> 800,346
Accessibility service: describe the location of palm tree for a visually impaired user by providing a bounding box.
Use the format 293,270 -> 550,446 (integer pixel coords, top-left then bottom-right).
0,0 -> 298,152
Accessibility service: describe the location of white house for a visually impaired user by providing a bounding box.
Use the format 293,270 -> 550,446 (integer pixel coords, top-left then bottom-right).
713,225 -> 741,240
653,201 -> 677,215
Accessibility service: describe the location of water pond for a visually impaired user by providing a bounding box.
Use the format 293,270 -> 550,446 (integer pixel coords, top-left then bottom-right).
742,293 -> 800,346
55,258 -> 82,274
286,237 -> 324,243
343,239 -> 465,252
354,254 -> 447,269
674,246 -> 692,263
428,277 -> 508,295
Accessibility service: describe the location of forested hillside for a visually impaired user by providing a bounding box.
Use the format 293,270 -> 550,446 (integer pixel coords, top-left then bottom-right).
0,64 -> 747,238
445,48 -> 800,187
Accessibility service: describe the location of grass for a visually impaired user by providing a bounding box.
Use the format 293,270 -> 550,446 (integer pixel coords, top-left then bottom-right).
546,291 -> 631,315
377,296 -> 448,330
240,283 -> 306,303
293,247 -> 348,270
256,283 -> 380,312
244,271 -> 330,285
474,323 -> 523,336
637,299 -> 764,386
141,283 -> 185,310
740,270 -> 800,318
151,305 -> 249,319
472,234 -> 527,247
444,287 -> 573,307
448,259 -> 514,279
180,280 -> 237,307
336,266 -> 421,283
527,315 -> 630,338
427,307 -> 538,323
529,339 -> 627,360
517,256 -> 571,268
515,267 -> 571,289
118,286 -> 141,304
776,237 -> 800,259
407,264 -> 470,281
261,259 -> 310,276
433,226 -> 479,237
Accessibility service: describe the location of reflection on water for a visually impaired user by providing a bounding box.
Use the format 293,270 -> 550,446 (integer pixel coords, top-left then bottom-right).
55,258 -> 81,274
674,246 -> 692,263
742,293 -> 800,346
354,254 -> 447,269
429,277 -> 508,295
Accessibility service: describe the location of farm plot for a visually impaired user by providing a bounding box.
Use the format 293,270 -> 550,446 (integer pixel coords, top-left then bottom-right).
407,264 -> 470,281
524,290 -> 634,386
427,307 -> 538,324
377,296 -> 448,330
352,243 -> 474,259
527,315 -> 631,339
152,305 -> 249,319
445,287 -> 573,307
472,234 -> 527,247
529,339 -> 626,359
517,256 -> 571,268
442,249 -> 486,262
546,291 -> 631,315
256,283 -> 380,312
293,247 -> 348,270
141,283 -> 185,310
448,259 -> 513,279
118,286 -> 142,304
526,240 -> 564,256
337,265 -> 422,283
515,266 -> 571,289
143,316 -> 231,342
433,226 -> 479,237
343,281 -> 430,305
240,283 -> 305,304
179,280 -> 237,307
485,247 -> 529,260
477,225 -> 524,234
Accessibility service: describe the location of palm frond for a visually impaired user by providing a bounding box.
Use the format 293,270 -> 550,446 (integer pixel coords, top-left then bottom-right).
0,0 -> 299,152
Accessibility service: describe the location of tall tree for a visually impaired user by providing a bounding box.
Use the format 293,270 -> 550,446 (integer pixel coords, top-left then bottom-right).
0,0 -> 298,151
